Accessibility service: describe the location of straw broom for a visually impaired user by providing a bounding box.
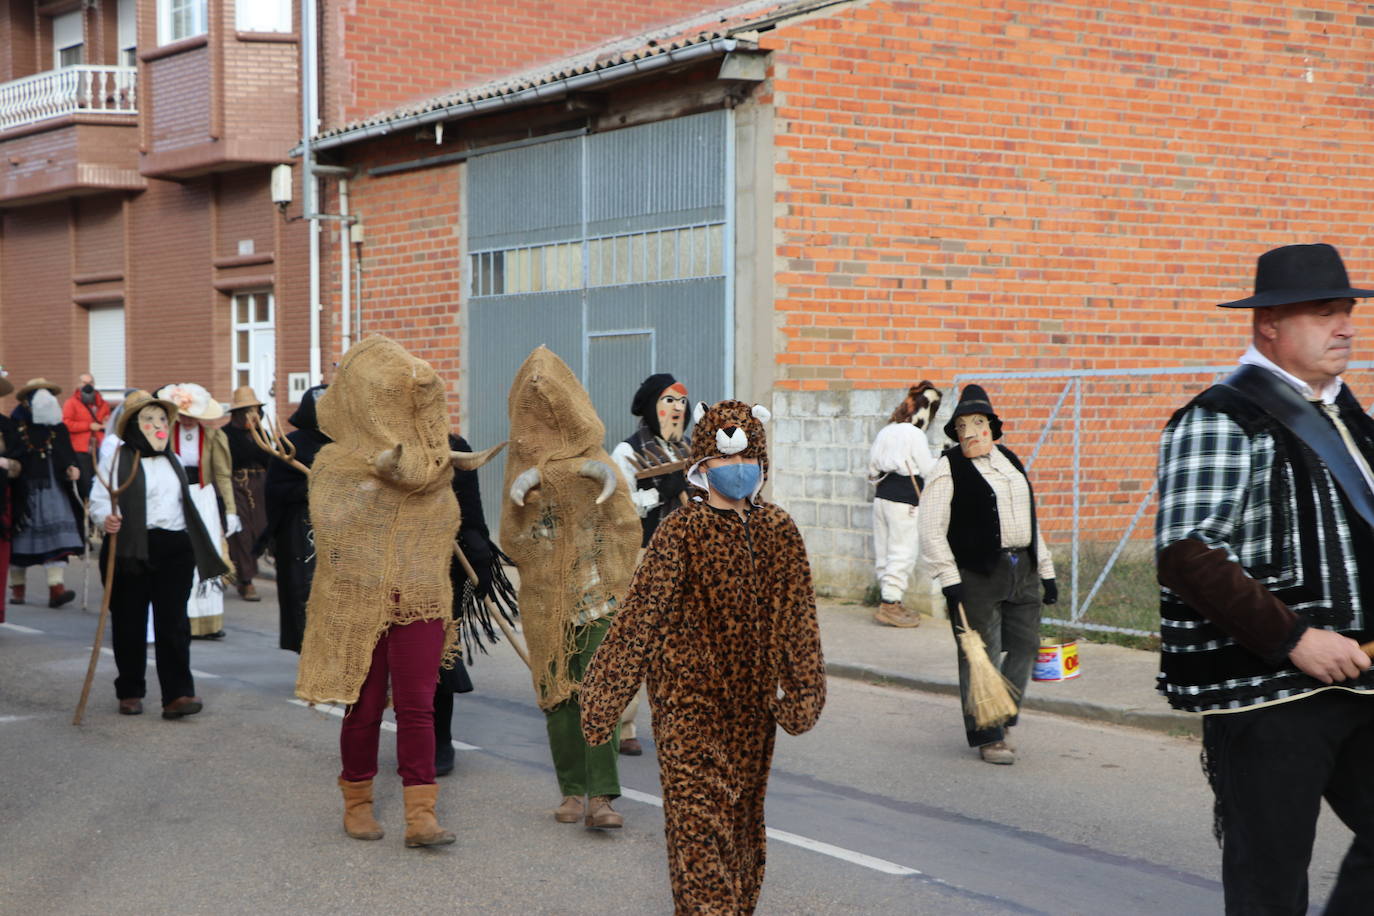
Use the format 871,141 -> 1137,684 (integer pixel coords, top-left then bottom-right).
954,602 -> 1020,729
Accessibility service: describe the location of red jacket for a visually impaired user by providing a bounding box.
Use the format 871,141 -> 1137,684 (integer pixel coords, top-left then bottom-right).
62,391 -> 110,455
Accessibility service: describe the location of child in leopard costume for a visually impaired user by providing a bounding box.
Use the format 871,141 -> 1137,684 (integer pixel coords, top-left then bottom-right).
581,399 -> 826,915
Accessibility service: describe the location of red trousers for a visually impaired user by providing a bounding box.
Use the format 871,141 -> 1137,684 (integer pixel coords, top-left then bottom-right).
339,618 -> 444,787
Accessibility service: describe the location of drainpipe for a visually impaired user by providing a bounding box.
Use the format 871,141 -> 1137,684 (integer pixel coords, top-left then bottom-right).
302,0 -> 321,383
339,177 -> 350,351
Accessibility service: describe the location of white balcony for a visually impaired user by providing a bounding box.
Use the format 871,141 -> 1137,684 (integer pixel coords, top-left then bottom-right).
0,66 -> 137,133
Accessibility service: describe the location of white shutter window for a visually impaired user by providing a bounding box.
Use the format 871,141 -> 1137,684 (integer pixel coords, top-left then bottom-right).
53,11 -> 83,68
87,305 -> 126,390
236,0 -> 292,33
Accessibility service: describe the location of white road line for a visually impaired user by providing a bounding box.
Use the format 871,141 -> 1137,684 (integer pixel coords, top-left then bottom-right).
286,699 -> 480,749
286,699 -> 923,878
0,622 -> 42,634
0,715 -> 35,723
98,646 -> 220,680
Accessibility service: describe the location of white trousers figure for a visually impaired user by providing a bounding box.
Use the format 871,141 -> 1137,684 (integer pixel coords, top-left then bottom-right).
873,497 -> 921,604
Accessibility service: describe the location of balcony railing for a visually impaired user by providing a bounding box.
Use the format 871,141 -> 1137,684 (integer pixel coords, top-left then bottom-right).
0,66 -> 137,132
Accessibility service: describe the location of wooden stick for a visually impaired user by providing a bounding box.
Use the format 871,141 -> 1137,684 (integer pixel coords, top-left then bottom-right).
248,415 -> 310,475
73,453 -> 141,726
73,479 -> 90,611
452,539 -> 530,668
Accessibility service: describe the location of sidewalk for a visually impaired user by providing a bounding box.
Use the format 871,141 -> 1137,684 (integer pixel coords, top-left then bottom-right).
818,601 -> 1201,737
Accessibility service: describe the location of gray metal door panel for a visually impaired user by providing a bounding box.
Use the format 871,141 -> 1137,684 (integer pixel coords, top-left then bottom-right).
587,332 -> 654,447
468,140 -> 582,250
469,291 -> 583,532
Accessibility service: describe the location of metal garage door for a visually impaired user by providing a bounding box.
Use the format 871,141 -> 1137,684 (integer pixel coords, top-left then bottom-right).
466,110 -> 732,529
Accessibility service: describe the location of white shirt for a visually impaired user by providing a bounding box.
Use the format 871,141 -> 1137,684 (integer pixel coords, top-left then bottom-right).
868,421 -> 938,481
611,440 -> 660,517
919,449 -> 1055,587
175,423 -> 202,467
89,449 -> 187,532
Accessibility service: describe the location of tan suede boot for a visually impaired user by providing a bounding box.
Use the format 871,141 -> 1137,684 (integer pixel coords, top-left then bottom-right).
338,778 -> 384,840
403,783 -> 455,847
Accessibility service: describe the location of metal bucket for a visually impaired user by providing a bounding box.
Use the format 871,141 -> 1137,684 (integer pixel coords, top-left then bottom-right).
1033,638 -> 1081,682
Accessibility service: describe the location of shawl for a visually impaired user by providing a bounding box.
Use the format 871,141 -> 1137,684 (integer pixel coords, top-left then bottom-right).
295,338 -> 460,706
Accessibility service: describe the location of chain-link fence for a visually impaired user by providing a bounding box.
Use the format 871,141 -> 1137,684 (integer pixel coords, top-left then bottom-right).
952,362 -> 1374,637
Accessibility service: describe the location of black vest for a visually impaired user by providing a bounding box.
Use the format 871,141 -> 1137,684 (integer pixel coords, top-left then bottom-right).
943,444 -> 1038,577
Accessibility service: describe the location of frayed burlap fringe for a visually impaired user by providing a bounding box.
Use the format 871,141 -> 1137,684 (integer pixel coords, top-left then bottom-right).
296,336 -> 461,706
500,347 -> 641,711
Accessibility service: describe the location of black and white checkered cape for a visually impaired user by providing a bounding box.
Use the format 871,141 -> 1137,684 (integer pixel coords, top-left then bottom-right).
1156,383 -> 1374,712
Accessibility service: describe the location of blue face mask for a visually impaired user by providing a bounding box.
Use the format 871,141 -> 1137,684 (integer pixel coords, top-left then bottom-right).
707,462 -> 761,501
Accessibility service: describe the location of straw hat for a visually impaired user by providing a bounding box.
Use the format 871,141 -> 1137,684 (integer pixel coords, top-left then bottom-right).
15,377 -> 61,401
229,385 -> 264,411
0,371 -> 11,398
115,389 -> 180,439
155,383 -> 224,421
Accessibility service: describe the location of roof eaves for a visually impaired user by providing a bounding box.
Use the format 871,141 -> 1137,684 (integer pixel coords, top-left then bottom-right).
301,34 -> 746,156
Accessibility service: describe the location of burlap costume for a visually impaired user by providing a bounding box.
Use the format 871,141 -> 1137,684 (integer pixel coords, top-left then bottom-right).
499,346 -> 641,711
296,337 -> 460,706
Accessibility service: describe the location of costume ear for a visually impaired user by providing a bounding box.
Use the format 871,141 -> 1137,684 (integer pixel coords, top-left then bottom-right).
693,401 -> 709,425
751,404 -> 771,424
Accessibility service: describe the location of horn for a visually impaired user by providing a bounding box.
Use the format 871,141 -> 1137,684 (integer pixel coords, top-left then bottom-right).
579,459 -> 619,505
451,440 -> 506,471
374,442 -> 403,477
509,467 -> 542,506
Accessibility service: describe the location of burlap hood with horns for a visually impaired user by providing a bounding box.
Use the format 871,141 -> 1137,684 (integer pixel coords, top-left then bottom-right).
499,346 -> 640,710
296,336 -> 461,706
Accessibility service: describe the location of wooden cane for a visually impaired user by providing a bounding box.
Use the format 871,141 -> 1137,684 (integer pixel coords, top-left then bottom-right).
1360,641 -> 1374,660
452,539 -> 530,668
73,453 -> 141,726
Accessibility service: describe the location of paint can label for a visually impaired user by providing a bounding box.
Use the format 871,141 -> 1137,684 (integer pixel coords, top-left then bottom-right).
1033,640 -> 1081,681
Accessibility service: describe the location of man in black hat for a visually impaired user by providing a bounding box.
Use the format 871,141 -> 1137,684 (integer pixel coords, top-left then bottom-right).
1156,242 -> 1374,913
918,384 -> 1057,765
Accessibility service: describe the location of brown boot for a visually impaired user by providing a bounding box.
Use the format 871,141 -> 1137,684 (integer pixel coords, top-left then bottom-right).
553,795 -> 584,823
338,778 -> 384,840
238,582 -> 261,602
874,601 -> 921,628
403,783 -> 455,847
9,584 -> 23,605
48,584 -> 76,608
585,796 -> 623,829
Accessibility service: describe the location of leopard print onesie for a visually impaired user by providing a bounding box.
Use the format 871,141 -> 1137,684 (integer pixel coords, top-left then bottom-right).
582,400 -> 826,915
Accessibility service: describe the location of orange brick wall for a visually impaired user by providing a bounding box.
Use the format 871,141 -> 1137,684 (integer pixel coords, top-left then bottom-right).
320,0 -> 729,128
762,0 -> 1374,391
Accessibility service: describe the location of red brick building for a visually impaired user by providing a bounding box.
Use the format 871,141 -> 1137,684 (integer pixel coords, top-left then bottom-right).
0,0 -> 307,418
296,0 -> 1374,613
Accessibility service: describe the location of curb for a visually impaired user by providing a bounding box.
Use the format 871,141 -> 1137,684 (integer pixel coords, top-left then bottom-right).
825,660 -> 1202,738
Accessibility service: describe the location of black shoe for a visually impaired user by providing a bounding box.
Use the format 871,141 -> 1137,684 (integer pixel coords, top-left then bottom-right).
435,742 -> 456,777
118,698 -> 144,716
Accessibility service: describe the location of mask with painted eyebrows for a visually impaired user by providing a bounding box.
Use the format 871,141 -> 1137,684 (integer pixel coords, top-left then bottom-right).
138,405 -> 171,453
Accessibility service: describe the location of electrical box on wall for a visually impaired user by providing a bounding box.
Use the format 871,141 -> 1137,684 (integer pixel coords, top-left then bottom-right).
271,164 -> 293,207
287,372 -> 311,403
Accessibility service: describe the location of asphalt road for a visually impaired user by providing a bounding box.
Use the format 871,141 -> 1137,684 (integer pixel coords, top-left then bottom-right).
0,575 -> 1355,915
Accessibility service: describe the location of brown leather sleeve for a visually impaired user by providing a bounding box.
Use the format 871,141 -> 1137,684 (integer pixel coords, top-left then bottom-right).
1157,537 -> 1307,664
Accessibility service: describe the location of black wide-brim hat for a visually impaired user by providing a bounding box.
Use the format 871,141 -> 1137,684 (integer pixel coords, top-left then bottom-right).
943,383 -> 1002,441
1217,243 -> 1374,309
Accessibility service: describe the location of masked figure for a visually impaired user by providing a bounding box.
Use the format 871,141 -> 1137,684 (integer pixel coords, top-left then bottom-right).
222,386 -> 270,602
918,384 -> 1058,766
609,372 -> 692,756
62,373 -> 110,503
581,399 -> 827,915
262,384 -> 330,653
156,383 -> 237,640
297,336 -> 489,849
500,346 -> 641,830
0,371 -> 19,623
868,381 -> 942,628
89,390 -> 229,719
8,379 -> 83,609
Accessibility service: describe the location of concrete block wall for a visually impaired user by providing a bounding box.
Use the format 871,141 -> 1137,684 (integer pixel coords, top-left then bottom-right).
770,386 -> 947,613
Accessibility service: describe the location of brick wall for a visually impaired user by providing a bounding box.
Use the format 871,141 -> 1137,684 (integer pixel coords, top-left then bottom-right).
0,205 -> 75,392
74,196 -> 123,277
321,139 -> 466,421
147,45 -> 212,151
762,1 -> 1374,391
321,0 -> 731,128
